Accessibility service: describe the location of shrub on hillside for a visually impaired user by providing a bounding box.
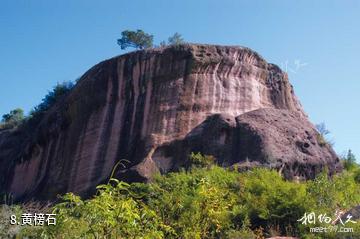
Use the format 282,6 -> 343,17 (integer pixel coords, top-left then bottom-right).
354,169 -> 360,183
168,33 -> 185,45
237,168 -> 309,236
20,180 -> 172,239
0,108 -> 24,129
188,152 -> 216,169
0,204 -> 23,238
343,149 -> 357,171
28,81 -> 74,123
315,122 -> 334,147
11,153 -> 360,238
144,166 -> 240,238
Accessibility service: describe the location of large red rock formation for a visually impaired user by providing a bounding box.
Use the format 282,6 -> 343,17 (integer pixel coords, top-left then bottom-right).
0,44 -> 341,201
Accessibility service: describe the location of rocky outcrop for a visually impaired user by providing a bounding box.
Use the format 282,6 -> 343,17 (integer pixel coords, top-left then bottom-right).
141,108 -> 341,181
234,108 -> 341,179
0,44 -> 341,202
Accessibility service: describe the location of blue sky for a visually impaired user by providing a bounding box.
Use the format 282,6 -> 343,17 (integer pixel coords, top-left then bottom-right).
0,0 -> 359,160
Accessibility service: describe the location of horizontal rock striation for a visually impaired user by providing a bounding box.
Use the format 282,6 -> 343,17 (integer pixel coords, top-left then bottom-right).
0,44 -> 340,202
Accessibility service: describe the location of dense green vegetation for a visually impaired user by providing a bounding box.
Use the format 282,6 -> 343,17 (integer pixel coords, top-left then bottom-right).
1,154 -> 360,239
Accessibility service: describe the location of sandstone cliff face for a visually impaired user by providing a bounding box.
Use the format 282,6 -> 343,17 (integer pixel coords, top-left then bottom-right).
0,44 -> 340,201
147,108 -> 341,181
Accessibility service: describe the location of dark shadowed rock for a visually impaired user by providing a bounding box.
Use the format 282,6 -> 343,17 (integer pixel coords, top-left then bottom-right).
234,108 -> 341,179
341,205 -> 360,222
0,44 -> 341,202
139,108 -> 341,180
137,113 -> 237,177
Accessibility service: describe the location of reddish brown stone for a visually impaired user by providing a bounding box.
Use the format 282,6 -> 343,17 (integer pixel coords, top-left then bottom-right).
0,44 -> 341,202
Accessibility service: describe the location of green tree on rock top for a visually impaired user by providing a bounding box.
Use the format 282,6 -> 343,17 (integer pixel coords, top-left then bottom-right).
1,108 -> 24,128
117,30 -> 153,50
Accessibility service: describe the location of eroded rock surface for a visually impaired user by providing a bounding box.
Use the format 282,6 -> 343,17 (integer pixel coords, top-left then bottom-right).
234,108 -> 341,179
0,44 -> 341,201
144,108 -> 341,181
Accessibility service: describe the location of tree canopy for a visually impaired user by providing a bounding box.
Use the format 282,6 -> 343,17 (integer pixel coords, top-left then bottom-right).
1,108 -> 24,125
117,30 -> 153,50
168,32 -> 184,45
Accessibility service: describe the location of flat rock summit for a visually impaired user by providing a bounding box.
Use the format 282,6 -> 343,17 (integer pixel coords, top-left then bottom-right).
0,44 -> 342,201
